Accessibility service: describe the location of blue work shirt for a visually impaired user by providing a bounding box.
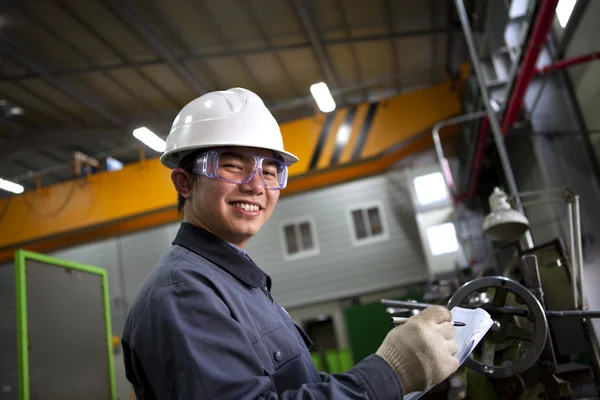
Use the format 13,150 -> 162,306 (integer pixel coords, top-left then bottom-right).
121,222 -> 404,399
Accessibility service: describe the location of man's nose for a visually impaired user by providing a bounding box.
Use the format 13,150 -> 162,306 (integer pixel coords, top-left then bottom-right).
239,169 -> 264,194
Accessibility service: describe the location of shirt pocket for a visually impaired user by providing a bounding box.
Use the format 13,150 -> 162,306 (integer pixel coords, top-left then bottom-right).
293,323 -> 314,351
251,322 -> 304,376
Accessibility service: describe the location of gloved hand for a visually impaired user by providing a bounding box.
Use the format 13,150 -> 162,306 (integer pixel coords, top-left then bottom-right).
376,306 -> 459,394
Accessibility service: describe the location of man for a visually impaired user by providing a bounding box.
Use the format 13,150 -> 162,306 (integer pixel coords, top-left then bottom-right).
122,88 -> 459,399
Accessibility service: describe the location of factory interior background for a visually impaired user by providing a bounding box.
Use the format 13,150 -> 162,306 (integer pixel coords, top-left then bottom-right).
1,0 -> 600,398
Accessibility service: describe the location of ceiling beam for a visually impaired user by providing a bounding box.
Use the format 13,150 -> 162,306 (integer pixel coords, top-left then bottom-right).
57,1 -> 183,109
0,28 -> 457,82
239,0 -> 305,98
290,0 -> 342,90
0,36 -> 125,126
191,0 -> 272,103
0,117 -> 172,161
0,129 -> 123,160
0,114 -> 24,134
18,4 -> 161,117
103,0 -> 212,95
335,0 -> 366,100
1,64 -> 442,163
383,0 -> 401,90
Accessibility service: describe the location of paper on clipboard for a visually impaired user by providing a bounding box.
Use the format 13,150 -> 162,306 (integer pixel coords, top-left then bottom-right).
403,307 -> 494,400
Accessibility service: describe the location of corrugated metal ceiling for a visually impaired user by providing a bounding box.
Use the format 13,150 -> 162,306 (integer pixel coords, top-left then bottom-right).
0,0 -> 467,190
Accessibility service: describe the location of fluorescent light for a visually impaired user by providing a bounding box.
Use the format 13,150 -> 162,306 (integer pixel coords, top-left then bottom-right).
426,222 -> 459,256
133,127 -> 166,152
105,157 -> 123,171
310,82 -> 336,113
556,0 -> 577,28
0,177 -> 24,194
335,124 -> 351,145
413,172 -> 448,206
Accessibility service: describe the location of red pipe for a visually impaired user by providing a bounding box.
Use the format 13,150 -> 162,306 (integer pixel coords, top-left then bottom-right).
464,51 -> 599,201
535,51 -> 600,74
463,0 -> 558,201
501,0 -> 560,133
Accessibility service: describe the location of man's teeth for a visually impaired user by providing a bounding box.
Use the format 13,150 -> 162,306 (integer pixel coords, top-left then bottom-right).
232,202 -> 259,212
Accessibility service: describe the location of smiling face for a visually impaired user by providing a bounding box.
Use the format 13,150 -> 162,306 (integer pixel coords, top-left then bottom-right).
171,146 -> 281,248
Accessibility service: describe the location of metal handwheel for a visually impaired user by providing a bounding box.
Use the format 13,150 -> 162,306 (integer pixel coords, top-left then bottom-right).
447,277 -> 548,379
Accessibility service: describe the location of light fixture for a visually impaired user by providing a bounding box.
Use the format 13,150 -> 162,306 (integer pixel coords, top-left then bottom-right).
8,106 -> 24,116
556,0 -> 577,28
310,82 -> 336,113
0,177 -> 24,194
482,186 -> 586,310
133,127 -> 166,152
482,187 -> 530,242
105,157 -> 124,172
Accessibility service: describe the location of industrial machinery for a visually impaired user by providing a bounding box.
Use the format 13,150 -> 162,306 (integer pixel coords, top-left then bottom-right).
382,243 -> 600,399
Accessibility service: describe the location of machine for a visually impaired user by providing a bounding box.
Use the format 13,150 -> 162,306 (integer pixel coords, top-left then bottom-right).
383,240 -> 600,399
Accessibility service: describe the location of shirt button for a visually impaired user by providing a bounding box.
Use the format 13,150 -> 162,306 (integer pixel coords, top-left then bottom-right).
273,351 -> 282,362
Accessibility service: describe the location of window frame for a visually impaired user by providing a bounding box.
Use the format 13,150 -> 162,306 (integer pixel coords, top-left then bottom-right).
346,201 -> 390,246
279,217 -> 320,261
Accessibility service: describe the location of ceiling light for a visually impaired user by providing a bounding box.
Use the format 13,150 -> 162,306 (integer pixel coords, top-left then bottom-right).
133,127 -> 166,152
556,0 -> 577,28
0,177 -> 24,194
310,82 -> 336,113
105,157 -> 123,171
8,106 -> 24,116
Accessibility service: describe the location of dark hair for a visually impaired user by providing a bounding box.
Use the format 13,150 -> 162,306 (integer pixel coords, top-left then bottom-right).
176,151 -> 202,214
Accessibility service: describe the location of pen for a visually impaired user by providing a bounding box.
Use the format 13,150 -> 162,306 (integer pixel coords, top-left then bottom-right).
390,317 -> 466,327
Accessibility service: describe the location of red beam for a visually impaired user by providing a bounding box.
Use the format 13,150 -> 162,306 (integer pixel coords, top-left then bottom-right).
462,0 -> 560,202
535,51 -> 600,74
501,0 -> 560,133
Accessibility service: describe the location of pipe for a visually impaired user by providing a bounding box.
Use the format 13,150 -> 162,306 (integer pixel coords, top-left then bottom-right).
432,111 -> 487,197
381,299 -> 600,318
454,0 -> 520,201
535,51 -> 600,75
568,202 -> 579,309
466,52 -> 599,204
455,0 -> 534,248
463,1 -> 560,204
574,196 -> 586,310
501,0 -> 560,133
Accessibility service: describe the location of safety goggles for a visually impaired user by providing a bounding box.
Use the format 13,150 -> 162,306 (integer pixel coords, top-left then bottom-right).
192,149 -> 289,190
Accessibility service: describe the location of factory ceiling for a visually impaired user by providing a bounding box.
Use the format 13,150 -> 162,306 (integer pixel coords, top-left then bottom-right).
0,0 -> 472,193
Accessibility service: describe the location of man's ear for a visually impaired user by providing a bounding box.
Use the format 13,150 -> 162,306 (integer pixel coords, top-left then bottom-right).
171,169 -> 194,198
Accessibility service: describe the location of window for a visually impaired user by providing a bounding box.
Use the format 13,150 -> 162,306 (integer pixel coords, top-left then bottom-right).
426,222 -> 459,256
556,0 -> 577,28
281,219 -> 319,260
348,204 -> 388,245
413,172 -> 448,206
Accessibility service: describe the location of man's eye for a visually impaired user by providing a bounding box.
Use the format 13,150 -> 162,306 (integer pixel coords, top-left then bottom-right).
223,163 -> 243,170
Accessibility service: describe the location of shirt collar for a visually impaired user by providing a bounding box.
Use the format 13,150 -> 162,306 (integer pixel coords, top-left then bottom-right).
172,222 -> 270,290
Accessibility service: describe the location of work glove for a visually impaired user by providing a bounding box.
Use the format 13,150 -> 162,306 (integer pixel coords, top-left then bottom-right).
376,305 -> 459,394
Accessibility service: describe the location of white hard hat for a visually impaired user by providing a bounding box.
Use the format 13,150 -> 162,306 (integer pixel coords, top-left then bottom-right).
160,87 -> 299,169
